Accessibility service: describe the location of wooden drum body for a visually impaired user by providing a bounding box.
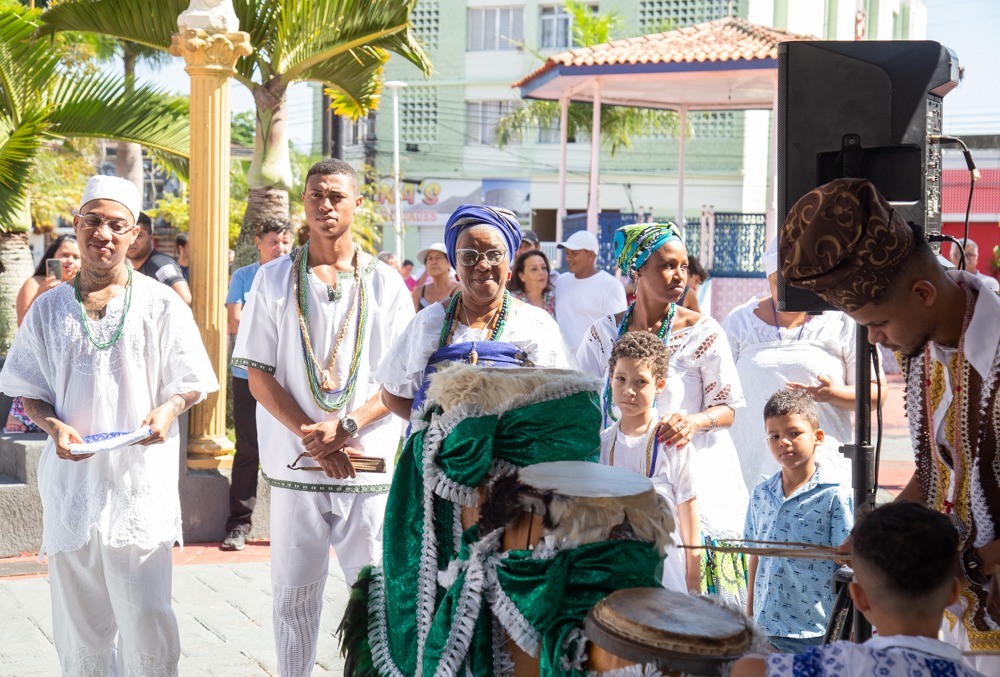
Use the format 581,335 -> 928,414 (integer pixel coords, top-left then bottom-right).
476,462 -> 677,676
586,588 -> 754,676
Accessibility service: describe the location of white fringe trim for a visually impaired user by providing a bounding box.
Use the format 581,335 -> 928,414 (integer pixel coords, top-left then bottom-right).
486,561 -> 541,657
491,610 -> 516,677
366,567 -> 406,677
559,627 -> 590,672
589,665 -> 664,677
429,469 -> 478,506
494,372 -> 602,418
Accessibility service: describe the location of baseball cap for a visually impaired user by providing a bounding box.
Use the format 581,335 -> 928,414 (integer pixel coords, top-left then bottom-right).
416,242 -> 448,264
520,230 -> 540,245
557,230 -> 600,254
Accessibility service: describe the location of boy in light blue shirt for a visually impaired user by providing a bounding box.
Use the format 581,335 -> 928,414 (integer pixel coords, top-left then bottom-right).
744,389 -> 853,653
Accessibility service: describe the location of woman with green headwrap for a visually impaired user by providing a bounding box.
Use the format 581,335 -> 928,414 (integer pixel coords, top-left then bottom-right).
577,222 -> 750,605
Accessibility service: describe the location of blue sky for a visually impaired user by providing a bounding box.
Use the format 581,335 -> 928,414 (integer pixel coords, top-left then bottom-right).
924,0 -> 1000,134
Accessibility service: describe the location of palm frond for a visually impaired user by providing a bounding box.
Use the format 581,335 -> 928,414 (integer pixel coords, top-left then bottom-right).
37,0 -> 185,51
47,73 -> 190,176
312,48 -> 388,119
0,109 -> 49,227
276,0 -> 430,82
0,6 -> 61,121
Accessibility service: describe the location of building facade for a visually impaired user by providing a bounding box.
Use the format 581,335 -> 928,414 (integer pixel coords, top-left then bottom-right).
343,0 -> 926,256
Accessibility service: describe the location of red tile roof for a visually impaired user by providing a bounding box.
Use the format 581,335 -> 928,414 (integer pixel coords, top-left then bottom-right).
514,16 -> 816,88
942,168 -> 1000,215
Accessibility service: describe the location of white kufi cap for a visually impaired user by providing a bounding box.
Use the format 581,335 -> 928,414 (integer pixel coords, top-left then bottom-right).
79,175 -> 141,223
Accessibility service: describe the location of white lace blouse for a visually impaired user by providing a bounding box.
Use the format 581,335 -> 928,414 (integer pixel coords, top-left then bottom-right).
0,275 -> 219,556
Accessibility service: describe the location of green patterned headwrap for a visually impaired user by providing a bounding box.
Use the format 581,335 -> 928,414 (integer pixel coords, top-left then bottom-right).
614,222 -> 683,278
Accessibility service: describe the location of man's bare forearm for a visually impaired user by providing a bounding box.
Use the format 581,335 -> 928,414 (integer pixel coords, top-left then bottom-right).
21,398 -> 61,436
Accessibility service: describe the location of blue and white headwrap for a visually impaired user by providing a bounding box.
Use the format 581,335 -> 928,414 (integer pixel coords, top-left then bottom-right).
613,222 -> 684,278
444,204 -> 522,268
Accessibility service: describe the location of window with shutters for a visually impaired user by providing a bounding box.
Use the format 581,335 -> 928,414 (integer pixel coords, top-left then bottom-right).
539,4 -> 596,50
468,7 -> 525,51
466,100 -> 521,144
638,0 -> 741,32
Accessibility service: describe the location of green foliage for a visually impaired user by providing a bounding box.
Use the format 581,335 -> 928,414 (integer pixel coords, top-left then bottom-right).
29,137 -> 97,229
0,0 -> 190,232
495,0 -> 678,156
147,191 -> 189,233
232,111 -> 255,149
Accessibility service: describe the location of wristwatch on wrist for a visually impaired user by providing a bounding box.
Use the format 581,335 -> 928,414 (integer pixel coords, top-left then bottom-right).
962,546 -> 991,586
340,415 -> 359,438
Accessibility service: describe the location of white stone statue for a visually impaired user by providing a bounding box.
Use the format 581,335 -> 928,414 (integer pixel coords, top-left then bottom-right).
178,0 -> 240,32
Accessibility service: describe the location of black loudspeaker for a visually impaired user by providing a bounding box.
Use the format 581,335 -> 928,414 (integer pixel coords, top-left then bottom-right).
776,40 -> 959,312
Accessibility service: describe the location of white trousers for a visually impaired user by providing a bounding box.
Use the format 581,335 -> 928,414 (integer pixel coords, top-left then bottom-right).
48,528 -> 178,677
269,487 -> 388,677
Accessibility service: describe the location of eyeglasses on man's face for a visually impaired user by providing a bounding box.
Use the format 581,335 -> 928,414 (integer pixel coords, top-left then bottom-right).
455,248 -> 506,267
79,213 -> 135,235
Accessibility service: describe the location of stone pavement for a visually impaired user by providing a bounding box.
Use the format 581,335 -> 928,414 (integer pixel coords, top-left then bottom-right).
0,375 -> 915,676
0,543 -> 347,676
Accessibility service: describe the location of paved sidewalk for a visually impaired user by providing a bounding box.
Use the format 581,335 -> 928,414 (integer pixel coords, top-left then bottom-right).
0,542 -> 347,676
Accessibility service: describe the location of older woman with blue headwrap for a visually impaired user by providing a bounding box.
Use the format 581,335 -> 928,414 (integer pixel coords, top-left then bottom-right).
376,204 -> 571,417
576,222 -> 750,604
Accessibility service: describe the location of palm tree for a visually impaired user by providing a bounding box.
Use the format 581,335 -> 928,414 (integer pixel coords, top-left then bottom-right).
495,0 -> 678,153
40,0 -> 432,265
0,1 -> 190,350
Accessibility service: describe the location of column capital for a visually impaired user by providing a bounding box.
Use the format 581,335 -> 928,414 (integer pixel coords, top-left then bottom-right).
170,29 -> 252,75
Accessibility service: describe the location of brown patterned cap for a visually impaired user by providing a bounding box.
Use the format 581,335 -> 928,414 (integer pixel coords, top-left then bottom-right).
780,178 -> 914,312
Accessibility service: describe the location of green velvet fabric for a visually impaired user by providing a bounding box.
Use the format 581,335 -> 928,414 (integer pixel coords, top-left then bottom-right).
366,386 -> 603,676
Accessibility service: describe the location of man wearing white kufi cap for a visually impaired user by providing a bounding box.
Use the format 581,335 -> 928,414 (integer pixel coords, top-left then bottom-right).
0,175 -> 219,675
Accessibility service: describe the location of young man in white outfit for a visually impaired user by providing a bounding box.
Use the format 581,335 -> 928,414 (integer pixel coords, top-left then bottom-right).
554,230 -> 628,350
0,175 -> 219,676
232,158 -> 414,677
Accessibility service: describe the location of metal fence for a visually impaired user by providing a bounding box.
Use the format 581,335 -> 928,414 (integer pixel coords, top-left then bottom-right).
560,211 -> 767,277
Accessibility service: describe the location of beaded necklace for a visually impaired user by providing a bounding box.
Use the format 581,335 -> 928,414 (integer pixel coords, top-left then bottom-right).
74,268 -> 132,350
770,299 -> 808,341
607,421 -> 659,478
292,242 -> 368,412
437,290 -> 510,364
603,301 -> 676,424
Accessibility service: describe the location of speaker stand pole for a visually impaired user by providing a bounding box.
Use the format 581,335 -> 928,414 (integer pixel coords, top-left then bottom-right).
840,324 -> 877,642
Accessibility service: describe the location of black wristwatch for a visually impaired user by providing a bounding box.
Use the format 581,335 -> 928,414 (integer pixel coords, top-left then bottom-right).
962,547 -> 991,586
340,415 -> 359,438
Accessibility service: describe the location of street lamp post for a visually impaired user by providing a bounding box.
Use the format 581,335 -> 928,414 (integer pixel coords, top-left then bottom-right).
384,81 -> 407,257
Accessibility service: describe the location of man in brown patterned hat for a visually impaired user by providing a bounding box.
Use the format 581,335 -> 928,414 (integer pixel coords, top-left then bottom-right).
781,178 -> 1000,669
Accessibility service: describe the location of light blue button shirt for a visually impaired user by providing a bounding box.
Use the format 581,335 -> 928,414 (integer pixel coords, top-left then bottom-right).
744,462 -> 853,639
226,262 -> 260,380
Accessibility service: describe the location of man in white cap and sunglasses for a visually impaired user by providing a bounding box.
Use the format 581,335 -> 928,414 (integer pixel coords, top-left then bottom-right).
554,230 -> 627,350
0,175 -> 218,675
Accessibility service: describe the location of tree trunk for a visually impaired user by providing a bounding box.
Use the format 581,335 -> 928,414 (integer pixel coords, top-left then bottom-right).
0,232 -> 35,352
238,77 -> 292,267
116,46 -> 144,197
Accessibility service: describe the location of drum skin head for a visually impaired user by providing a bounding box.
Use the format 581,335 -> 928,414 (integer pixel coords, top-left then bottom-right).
586,588 -> 753,674
518,461 -> 653,498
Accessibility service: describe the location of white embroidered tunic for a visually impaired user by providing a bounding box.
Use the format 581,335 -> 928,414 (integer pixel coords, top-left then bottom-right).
577,315 -> 749,539
721,299 -> 879,488
376,299 -> 572,399
0,275 -> 219,556
231,254 -> 414,493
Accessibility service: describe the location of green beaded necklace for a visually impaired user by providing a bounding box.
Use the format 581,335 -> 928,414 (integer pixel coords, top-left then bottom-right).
292,242 -> 369,412
74,268 -> 133,350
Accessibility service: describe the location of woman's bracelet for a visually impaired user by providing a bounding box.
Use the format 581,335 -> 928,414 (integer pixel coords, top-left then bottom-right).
702,411 -> 718,433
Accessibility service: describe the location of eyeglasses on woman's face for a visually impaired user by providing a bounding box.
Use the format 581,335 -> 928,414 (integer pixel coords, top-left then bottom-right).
455,248 -> 506,267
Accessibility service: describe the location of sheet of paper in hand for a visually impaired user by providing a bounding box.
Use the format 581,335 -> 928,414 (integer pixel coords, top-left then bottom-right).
69,427 -> 154,455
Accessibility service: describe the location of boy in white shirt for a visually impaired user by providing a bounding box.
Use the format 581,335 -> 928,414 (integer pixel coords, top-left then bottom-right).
599,331 -> 701,593
732,501 -> 986,677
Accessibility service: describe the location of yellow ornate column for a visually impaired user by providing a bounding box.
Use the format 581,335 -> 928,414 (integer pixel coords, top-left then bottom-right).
171,18 -> 252,470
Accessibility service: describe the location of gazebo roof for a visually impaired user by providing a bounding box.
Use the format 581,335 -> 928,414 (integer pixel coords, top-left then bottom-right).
514,16 -> 816,110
